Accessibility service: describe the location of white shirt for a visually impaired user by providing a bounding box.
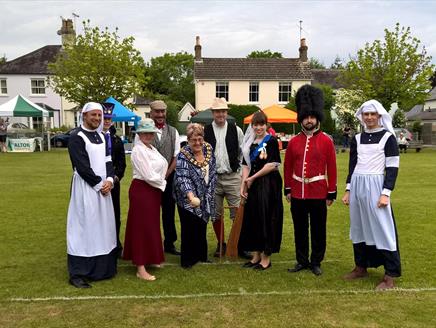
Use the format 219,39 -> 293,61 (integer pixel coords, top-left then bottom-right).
133,128 -> 180,157
212,121 -> 244,174
131,141 -> 168,191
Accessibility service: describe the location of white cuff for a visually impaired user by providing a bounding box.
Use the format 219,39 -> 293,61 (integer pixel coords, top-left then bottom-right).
346,183 -> 351,191
93,180 -> 104,192
382,188 -> 391,197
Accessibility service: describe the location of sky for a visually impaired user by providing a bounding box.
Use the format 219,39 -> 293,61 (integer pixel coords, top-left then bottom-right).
1,0 -> 436,66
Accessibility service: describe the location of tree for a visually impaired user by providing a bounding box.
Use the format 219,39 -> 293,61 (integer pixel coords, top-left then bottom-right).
143,52 -> 195,106
0,55 -> 6,65
333,88 -> 366,130
314,84 -> 336,135
246,50 -> 283,59
339,23 -> 434,111
430,70 -> 436,89
330,55 -> 345,69
309,57 -> 326,69
49,20 -> 146,107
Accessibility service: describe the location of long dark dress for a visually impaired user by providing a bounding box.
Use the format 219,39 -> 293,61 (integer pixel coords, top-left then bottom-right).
239,136 -> 283,255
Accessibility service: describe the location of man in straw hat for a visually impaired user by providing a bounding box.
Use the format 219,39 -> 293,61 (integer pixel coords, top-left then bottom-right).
284,85 -> 337,276
102,103 -> 126,258
149,100 -> 181,256
204,97 -> 248,258
66,102 -> 118,288
342,99 -> 401,290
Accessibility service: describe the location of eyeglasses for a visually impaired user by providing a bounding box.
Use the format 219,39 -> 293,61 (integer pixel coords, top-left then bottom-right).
189,137 -> 204,144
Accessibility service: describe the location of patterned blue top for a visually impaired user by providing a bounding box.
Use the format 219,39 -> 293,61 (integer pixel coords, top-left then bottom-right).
173,142 -> 217,223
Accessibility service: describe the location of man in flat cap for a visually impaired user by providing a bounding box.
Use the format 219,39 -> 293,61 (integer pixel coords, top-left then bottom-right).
149,100 -> 181,255
204,97 -> 247,258
284,85 -> 337,276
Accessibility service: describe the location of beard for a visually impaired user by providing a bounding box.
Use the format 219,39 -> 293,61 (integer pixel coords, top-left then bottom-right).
302,122 -> 317,131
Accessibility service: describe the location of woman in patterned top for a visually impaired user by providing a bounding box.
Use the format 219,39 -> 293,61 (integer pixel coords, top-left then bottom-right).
173,123 -> 217,268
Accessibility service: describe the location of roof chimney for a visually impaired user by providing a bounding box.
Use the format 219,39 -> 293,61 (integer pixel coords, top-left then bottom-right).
195,36 -> 202,63
299,38 -> 308,62
57,18 -> 76,47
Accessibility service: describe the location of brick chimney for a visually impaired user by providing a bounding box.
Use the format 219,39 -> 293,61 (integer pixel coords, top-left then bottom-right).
57,18 -> 76,47
194,36 -> 202,63
299,38 -> 308,62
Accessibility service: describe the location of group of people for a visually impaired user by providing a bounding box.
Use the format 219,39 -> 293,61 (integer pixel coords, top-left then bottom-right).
65,84 -> 402,291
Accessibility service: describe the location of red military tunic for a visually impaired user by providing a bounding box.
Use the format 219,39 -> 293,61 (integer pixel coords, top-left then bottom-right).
284,130 -> 337,200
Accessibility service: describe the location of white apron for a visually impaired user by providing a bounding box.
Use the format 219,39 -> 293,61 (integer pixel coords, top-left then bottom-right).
67,131 -> 116,257
349,133 -> 397,251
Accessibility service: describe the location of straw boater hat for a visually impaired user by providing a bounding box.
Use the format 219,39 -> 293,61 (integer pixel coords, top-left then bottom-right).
295,85 -> 325,123
210,97 -> 229,110
150,100 -> 167,110
135,118 -> 160,133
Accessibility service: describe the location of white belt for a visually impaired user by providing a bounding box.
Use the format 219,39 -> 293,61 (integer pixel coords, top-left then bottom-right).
293,173 -> 326,184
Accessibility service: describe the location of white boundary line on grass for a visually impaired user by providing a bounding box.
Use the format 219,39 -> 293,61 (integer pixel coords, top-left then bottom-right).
10,287 -> 436,302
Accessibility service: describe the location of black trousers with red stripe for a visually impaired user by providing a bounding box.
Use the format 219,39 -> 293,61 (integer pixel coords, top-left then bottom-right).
290,198 -> 327,267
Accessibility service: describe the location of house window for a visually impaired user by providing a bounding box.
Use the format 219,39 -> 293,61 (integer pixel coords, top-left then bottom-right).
0,78 -> 7,95
216,81 -> 229,101
279,82 -> 292,102
31,78 -> 46,95
249,82 -> 259,102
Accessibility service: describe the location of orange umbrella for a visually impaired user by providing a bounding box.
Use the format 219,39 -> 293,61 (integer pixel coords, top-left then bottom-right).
243,104 -> 298,124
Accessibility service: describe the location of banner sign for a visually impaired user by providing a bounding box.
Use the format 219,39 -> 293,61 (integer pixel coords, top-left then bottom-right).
7,138 -> 38,152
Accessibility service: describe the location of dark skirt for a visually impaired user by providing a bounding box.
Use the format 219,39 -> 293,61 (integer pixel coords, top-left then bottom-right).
68,247 -> 117,281
123,179 -> 165,266
178,206 -> 208,268
239,171 -> 283,255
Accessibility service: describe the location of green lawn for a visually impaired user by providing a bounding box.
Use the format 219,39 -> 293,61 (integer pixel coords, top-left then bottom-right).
0,148 -> 435,327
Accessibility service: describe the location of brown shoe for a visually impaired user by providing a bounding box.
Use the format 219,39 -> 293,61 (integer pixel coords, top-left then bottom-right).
343,266 -> 369,280
375,275 -> 395,290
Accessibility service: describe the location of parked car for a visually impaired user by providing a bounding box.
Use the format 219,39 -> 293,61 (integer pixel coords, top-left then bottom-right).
393,128 -> 413,141
7,122 -> 36,135
51,129 -> 76,147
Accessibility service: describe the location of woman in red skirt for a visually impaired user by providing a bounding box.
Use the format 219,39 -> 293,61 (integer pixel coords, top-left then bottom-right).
123,119 -> 168,281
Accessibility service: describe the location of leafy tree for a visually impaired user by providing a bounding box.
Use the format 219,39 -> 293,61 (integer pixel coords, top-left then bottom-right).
0,55 -> 6,65
392,109 -> 406,128
48,20 -> 146,107
333,88 -> 366,130
246,50 -> 283,59
330,55 -> 345,69
144,52 -> 195,106
339,23 -> 434,111
309,57 -> 326,69
430,70 -> 436,89
228,104 -> 260,129
314,84 -> 336,135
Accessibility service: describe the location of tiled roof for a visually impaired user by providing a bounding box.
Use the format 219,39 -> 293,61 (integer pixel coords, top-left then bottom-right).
133,94 -> 152,105
0,45 -> 61,74
194,57 -> 312,80
312,69 -> 344,89
427,87 -> 436,101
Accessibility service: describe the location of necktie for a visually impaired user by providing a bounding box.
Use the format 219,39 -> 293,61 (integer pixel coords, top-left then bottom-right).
104,132 -> 112,154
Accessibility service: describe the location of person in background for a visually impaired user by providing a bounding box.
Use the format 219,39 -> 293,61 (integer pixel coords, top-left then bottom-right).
123,119 -> 167,281
0,118 -> 8,152
284,85 -> 337,276
102,103 -> 126,257
149,100 -> 181,256
173,123 -> 217,268
239,111 -> 283,270
204,97 -> 248,259
397,132 -> 409,153
342,100 -> 401,290
342,125 -> 351,148
66,102 -> 117,288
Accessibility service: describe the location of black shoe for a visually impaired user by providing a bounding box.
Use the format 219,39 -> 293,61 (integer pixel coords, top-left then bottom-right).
311,265 -> 323,276
242,260 -> 260,268
287,263 -> 309,273
165,247 -> 181,256
213,243 -> 227,257
238,251 -> 252,260
253,262 -> 272,271
69,277 -> 91,289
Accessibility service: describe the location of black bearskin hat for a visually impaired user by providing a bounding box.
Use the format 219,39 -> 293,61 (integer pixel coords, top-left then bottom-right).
295,85 -> 325,123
